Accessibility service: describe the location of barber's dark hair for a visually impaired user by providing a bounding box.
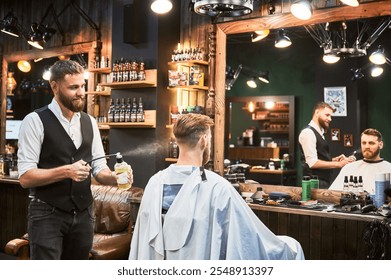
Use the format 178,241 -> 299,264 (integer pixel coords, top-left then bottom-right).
312,101 -> 335,116
49,60 -> 84,83
173,113 -> 214,147
362,128 -> 382,142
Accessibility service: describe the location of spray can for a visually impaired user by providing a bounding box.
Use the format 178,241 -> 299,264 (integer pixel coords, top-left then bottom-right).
114,153 -> 131,190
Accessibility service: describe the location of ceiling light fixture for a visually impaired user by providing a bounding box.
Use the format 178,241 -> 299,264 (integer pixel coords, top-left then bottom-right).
226,64 -> 269,90
251,30 -> 270,43
290,0 -> 312,20
369,45 -> 386,65
151,0 -> 173,14
339,0 -> 359,7
192,0 -> 253,18
323,53 -> 340,64
370,65 -> 383,77
305,16 -> 391,63
17,60 -> 32,73
0,12 -> 21,37
275,29 -> 292,48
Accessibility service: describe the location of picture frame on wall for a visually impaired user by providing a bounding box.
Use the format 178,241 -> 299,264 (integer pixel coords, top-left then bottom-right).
330,128 -> 340,141
344,134 -> 353,147
324,86 -> 347,117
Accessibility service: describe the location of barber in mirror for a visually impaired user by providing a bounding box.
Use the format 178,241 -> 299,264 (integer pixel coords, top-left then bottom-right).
299,101 -> 354,189
17,60 -> 133,260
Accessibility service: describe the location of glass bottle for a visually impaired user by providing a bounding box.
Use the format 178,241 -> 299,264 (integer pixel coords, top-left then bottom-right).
119,98 -> 126,122
124,98 -> 131,122
113,98 -> 120,123
136,97 -> 145,122
137,59 -> 146,81
107,98 -> 115,123
114,153 -> 131,190
130,97 -> 138,122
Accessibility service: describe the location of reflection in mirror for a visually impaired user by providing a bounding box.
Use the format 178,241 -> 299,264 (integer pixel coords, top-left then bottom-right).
225,96 -> 295,168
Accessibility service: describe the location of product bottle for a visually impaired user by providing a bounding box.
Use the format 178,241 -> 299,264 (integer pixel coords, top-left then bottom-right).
130,97 -> 138,122
310,175 -> 319,189
301,176 -> 311,201
107,98 -> 115,123
114,153 -> 131,190
136,97 -> 145,122
113,98 -> 120,123
137,58 -> 146,81
342,175 -> 349,197
119,98 -> 126,122
124,98 -> 131,122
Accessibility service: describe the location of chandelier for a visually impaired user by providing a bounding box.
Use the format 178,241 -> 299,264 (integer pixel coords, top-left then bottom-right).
304,16 -> 391,63
192,0 -> 254,17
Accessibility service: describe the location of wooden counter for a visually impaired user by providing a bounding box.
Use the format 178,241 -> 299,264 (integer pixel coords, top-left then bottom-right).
248,169 -> 297,186
0,177 -> 29,252
243,183 -> 387,259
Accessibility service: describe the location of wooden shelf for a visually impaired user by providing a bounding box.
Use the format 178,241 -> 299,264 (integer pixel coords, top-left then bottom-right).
101,69 -> 157,88
165,158 -> 178,162
97,124 -> 110,130
86,91 -> 111,96
88,67 -> 112,74
167,85 -> 208,91
168,60 -> 208,67
107,110 -> 156,128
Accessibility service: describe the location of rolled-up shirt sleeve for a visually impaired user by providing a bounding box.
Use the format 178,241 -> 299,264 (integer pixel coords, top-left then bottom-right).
17,112 -> 44,177
299,128 -> 318,168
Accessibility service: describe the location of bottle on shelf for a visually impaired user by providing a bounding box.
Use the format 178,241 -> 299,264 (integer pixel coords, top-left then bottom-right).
131,59 -> 138,81
119,98 -> 126,122
105,56 -> 110,68
136,97 -> 145,122
138,58 -> 146,81
108,98 -> 115,123
130,97 -> 138,122
117,57 -> 124,82
169,137 -> 179,158
125,98 -> 131,123
114,98 -> 121,123
114,153 -> 131,190
112,60 -> 118,82
123,59 -> 130,82
100,55 -> 105,69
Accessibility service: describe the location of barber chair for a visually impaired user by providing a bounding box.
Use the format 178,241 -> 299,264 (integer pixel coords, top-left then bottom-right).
4,184 -> 143,260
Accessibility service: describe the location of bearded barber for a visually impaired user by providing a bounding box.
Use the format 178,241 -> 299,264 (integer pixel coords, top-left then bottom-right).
17,60 -> 133,259
299,101 -> 354,189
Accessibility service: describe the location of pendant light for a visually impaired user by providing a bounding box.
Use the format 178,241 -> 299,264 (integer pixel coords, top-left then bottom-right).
275,29 -> 292,48
17,60 -> 32,73
369,45 -> 386,65
151,0 -> 173,14
340,0 -> 359,7
290,0 -> 312,20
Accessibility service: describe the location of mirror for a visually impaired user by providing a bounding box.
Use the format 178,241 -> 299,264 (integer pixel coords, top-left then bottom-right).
1,42 -> 98,154
213,2 -> 391,175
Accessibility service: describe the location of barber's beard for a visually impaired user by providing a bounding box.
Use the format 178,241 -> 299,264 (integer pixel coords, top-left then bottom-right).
318,118 -> 329,131
58,90 -> 85,112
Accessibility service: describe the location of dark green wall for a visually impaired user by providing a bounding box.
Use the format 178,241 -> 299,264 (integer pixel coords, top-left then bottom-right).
227,28 -> 391,184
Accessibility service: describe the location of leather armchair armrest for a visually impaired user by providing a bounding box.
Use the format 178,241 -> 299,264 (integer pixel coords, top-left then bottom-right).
4,238 -> 30,259
90,234 -> 132,260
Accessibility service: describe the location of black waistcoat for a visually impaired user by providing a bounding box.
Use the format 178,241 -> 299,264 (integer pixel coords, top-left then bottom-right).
300,125 -> 332,184
30,106 -> 93,212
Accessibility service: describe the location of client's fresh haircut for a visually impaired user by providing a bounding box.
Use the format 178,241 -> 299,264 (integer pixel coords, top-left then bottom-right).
173,113 -> 214,147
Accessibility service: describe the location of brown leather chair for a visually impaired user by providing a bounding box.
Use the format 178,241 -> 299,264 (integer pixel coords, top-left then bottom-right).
4,184 -> 143,260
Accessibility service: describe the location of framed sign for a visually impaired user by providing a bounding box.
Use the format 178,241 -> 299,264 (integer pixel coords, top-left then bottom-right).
330,128 -> 340,141
344,134 -> 353,147
324,86 -> 347,116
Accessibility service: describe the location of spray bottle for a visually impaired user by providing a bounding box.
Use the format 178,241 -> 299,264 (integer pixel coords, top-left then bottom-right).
114,152 -> 131,190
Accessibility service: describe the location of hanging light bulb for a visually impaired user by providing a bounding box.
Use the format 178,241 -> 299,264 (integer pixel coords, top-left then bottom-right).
370,66 -> 384,77
323,54 -> 340,64
339,0 -> 359,7
265,101 -> 275,109
251,30 -> 270,43
151,0 -> 173,14
42,66 -> 51,81
290,0 -> 312,20
17,60 -> 32,72
369,46 -> 386,65
275,29 -> 292,48
246,77 -> 257,88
